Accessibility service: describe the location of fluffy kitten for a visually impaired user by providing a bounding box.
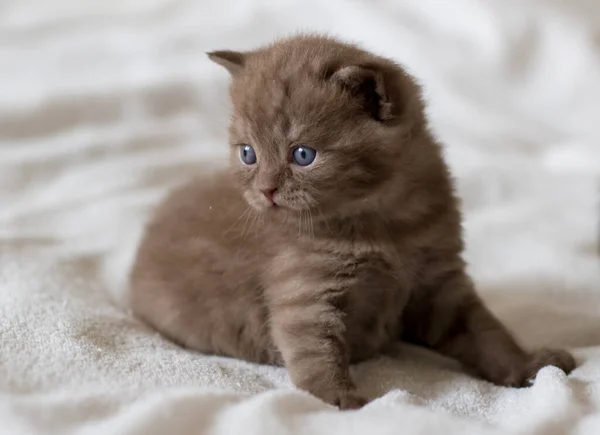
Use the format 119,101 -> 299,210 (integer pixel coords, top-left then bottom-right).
129,35 -> 575,409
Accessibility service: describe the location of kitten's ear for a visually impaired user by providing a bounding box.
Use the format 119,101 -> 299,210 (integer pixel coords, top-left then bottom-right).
207,50 -> 246,75
332,65 -> 394,122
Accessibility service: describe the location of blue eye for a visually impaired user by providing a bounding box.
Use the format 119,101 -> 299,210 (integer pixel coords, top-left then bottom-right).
291,146 -> 317,166
240,144 -> 257,165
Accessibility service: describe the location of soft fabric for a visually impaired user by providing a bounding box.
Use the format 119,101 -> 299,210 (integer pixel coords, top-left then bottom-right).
1,0 -> 599,433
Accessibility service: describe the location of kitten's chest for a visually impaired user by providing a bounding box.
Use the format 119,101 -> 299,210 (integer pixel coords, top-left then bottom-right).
343,252 -> 410,360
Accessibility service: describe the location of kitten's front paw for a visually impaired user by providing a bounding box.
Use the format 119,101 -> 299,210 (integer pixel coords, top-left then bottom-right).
524,348 -> 576,383
502,348 -> 576,387
335,391 -> 368,410
317,389 -> 368,410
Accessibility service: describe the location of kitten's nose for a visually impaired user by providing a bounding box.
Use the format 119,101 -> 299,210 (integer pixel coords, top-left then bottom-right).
260,188 -> 278,205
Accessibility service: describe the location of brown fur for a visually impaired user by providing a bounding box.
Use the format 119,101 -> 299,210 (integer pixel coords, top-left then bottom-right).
129,34 -> 575,409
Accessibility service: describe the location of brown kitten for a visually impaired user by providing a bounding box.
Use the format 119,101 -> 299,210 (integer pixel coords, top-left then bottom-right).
129,34 -> 575,409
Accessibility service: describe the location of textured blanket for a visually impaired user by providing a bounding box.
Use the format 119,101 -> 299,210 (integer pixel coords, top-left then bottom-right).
1,0 -> 599,433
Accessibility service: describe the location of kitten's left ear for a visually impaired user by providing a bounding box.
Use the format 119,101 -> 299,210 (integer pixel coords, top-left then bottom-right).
332,65 -> 394,122
207,50 -> 246,75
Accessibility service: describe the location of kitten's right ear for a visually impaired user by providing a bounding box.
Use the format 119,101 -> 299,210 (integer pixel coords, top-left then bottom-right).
207,50 -> 246,75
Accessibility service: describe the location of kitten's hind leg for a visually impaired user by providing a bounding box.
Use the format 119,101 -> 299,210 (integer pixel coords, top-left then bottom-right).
402,270 -> 576,387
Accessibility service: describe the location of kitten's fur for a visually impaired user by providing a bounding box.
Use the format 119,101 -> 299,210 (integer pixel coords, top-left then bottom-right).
130,35 -> 575,409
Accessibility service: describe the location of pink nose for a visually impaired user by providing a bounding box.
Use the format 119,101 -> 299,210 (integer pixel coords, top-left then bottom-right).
260,188 -> 278,204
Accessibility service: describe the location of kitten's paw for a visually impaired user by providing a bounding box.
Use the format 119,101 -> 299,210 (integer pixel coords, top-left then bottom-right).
524,348 -> 576,383
500,348 -> 576,387
317,389 -> 367,410
337,391 -> 368,410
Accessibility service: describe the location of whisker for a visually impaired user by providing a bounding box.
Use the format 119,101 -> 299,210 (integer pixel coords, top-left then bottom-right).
317,207 -> 333,235
222,206 -> 252,238
248,210 -> 261,241
307,207 -> 315,242
241,208 -> 256,239
256,211 -> 264,242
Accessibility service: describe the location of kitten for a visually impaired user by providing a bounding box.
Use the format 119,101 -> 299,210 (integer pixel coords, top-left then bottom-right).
129,34 -> 575,409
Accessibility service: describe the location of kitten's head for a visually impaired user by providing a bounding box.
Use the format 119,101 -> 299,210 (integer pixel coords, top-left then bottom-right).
208,35 -> 427,216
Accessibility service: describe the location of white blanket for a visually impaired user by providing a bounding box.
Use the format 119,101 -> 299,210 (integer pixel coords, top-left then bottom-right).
1,0 -> 599,433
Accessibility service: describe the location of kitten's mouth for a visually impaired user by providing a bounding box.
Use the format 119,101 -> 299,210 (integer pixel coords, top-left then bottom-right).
255,198 -> 282,211
267,201 -> 285,210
